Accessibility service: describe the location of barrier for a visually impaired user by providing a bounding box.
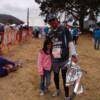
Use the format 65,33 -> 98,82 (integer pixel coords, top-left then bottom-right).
0,26 -> 32,54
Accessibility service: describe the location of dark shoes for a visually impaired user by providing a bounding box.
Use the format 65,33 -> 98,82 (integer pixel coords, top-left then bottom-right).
64,93 -> 76,100
52,89 -> 60,97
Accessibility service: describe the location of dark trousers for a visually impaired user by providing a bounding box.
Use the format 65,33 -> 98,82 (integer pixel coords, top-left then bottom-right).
54,67 -> 69,97
73,36 -> 79,45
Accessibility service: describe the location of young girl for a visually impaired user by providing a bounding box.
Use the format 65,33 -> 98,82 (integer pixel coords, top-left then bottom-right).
37,39 -> 52,96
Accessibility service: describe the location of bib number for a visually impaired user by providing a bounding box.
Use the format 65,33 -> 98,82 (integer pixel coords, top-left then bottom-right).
52,47 -> 62,58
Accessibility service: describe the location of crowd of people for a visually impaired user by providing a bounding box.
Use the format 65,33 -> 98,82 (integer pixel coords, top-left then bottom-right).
0,23 -> 33,53
32,26 -> 49,38
0,23 -> 30,77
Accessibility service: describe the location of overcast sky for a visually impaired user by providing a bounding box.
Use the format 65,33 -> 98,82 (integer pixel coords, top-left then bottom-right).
0,0 -> 45,26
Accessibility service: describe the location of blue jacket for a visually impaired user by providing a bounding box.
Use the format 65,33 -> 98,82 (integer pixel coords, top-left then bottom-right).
0,57 -> 15,67
94,29 -> 100,38
72,28 -> 79,36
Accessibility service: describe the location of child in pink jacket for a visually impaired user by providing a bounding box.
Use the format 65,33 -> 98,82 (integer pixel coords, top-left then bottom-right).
38,39 -> 52,96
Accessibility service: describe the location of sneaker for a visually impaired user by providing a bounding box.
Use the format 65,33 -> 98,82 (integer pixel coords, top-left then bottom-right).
64,96 -> 71,100
40,91 -> 45,96
52,89 -> 60,97
75,85 -> 83,95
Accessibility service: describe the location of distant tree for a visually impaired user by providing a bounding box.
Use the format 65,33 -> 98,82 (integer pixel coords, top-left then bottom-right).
35,0 -> 100,31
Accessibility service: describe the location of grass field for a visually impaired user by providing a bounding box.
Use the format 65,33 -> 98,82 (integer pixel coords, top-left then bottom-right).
0,34 -> 100,100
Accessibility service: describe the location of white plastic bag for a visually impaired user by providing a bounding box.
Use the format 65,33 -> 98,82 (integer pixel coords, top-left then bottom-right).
65,60 -> 83,94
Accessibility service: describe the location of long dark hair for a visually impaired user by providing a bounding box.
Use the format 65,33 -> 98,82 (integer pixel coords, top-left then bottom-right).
42,38 -> 52,55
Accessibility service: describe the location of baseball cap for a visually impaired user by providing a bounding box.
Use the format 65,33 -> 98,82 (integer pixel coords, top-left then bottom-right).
47,14 -> 57,22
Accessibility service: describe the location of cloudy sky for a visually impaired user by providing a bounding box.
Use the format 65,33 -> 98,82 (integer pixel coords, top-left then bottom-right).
0,0 -> 45,26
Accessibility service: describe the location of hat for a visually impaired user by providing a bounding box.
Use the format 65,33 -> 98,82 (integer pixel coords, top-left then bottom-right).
47,14 -> 57,22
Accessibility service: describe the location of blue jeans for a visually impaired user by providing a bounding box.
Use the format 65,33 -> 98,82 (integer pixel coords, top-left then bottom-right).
94,38 -> 100,50
40,70 -> 51,92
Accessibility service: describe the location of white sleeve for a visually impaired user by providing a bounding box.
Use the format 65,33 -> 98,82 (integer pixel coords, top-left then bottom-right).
68,41 -> 78,56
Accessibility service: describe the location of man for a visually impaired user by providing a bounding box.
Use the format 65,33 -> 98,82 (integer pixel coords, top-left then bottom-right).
71,24 -> 79,45
46,14 -> 78,100
93,22 -> 100,50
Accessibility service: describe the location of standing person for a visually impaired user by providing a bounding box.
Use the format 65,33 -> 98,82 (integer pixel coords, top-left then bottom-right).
0,23 -> 4,54
46,15 -> 78,100
72,25 -> 79,45
37,39 -> 52,96
44,26 -> 49,37
0,23 -> 4,44
18,25 -> 23,43
93,22 -> 100,50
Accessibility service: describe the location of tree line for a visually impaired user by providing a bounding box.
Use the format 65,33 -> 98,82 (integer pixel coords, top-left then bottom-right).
35,0 -> 100,31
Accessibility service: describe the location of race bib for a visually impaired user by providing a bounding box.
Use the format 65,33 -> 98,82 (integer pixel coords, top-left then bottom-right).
52,47 -> 62,58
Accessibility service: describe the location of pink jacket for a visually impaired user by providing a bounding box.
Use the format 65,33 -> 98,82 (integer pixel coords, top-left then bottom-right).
37,50 -> 52,75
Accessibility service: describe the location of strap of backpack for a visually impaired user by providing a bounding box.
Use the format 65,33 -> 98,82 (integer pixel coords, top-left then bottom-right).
62,26 -> 68,48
